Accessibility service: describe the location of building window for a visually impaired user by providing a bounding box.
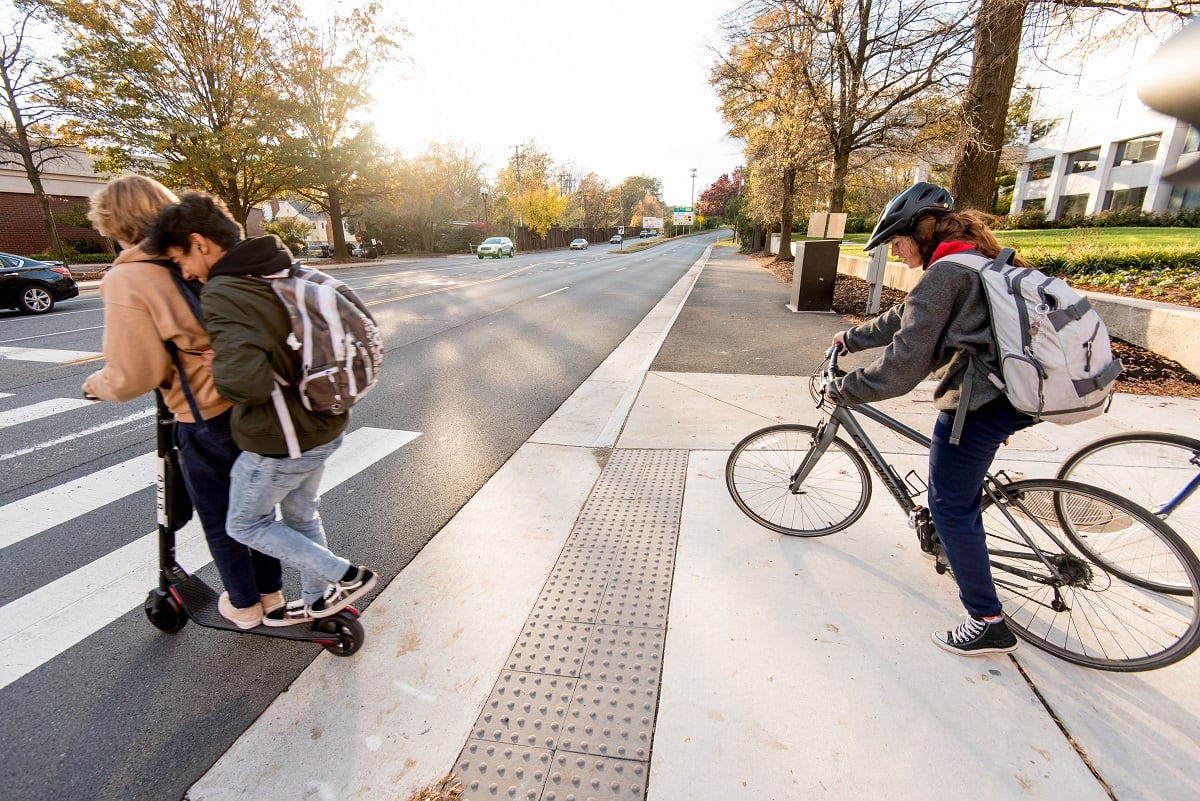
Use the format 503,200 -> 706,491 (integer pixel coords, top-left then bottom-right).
1067,148 -> 1100,174
1184,126 -> 1200,155
1030,118 -> 1059,142
1023,198 -> 1046,211
1168,185 -> 1200,212
1027,157 -> 1055,181
1113,135 -> 1160,166
1103,187 -> 1146,210
1057,193 -> 1089,217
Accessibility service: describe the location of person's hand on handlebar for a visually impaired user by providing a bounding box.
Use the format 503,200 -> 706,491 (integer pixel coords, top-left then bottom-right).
831,331 -> 848,354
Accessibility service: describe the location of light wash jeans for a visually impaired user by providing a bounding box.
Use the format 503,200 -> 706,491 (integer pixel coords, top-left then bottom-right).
225,436 -> 349,605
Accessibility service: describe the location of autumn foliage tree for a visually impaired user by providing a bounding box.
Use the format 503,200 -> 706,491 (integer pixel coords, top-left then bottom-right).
38,0 -> 297,226
1,2 -> 74,262
715,0 -> 972,227
697,171 -> 742,221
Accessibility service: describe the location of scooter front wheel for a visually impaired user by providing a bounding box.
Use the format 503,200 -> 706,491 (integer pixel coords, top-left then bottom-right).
314,611 -> 365,656
144,588 -> 188,633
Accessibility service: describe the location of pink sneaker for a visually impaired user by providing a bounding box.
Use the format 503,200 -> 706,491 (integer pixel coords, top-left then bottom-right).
218,592 -> 263,630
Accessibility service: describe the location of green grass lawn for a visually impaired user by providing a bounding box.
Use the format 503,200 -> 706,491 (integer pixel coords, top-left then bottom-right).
824,227 -> 1200,305
832,227 -> 1200,259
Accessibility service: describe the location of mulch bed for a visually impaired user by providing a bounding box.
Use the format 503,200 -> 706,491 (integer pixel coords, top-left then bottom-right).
751,253 -> 1200,399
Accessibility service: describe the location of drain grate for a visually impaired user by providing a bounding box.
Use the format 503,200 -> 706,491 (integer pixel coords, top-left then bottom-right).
456,449 -> 687,800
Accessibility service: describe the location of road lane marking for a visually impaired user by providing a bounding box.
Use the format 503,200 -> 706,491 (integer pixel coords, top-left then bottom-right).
0,325 -> 105,345
0,453 -> 156,551
0,408 -> 155,461
538,287 -> 570,298
0,426 -> 420,690
366,262 -> 539,305
0,346 -> 102,363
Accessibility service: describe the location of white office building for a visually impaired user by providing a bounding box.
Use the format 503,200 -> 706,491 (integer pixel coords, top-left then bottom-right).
1011,18 -> 1200,219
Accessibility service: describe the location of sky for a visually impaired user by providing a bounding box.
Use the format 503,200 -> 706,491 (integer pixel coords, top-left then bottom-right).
342,0 -> 748,207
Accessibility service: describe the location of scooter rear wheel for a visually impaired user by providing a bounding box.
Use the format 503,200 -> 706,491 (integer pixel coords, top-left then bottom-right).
315,612 -> 364,656
144,588 -> 188,633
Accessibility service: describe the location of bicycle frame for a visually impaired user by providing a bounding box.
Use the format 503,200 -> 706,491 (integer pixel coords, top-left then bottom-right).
1155,454 -> 1200,519
794,347 -> 1076,586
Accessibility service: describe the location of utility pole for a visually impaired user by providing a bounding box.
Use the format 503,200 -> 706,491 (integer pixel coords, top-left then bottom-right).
690,168 -> 697,234
514,145 -> 523,229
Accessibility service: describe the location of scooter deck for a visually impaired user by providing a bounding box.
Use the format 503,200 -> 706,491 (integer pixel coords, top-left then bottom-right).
172,574 -> 344,642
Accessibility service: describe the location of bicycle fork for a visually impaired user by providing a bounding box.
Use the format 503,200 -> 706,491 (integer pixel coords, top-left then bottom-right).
788,419 -> 841,493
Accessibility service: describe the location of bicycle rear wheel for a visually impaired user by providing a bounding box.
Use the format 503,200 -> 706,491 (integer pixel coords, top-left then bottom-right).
726,424 -> 871,536
1057,432 -> 1200,551
984,478 -> 1200,671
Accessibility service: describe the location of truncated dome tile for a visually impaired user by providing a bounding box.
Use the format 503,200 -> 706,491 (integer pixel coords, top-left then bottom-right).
558,681 -> 657,761
506,620 -> 592,676
456,740 -> 551,800
472,671 -> 577,750
542,753 -> 647,801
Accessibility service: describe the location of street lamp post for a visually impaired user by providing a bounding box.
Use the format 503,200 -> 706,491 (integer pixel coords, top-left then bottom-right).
690,168 -> 697,234
480,186 -> 489,227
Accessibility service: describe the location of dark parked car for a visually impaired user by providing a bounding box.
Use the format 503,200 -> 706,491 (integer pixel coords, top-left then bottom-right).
304,242 -> 333,258
351,242 -> 378,258
0,252 -> 80,314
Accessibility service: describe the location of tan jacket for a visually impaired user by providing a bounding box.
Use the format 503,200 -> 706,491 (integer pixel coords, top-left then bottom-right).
82,244 -> 232,423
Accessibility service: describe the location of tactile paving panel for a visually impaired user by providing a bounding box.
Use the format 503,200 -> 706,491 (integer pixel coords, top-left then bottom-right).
558,680 -> 658,760
472,671 -> 577,750
460,449 -> 688,800
456,741 -> 552,801
542,754 -> 647,801
506,620 -> 592,676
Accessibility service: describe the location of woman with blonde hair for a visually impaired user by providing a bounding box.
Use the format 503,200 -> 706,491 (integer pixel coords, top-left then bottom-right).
829,182 -> 1039,658
83,174 -> 283,629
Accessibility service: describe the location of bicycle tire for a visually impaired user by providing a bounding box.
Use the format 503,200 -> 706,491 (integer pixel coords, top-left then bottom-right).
983,478 -> 1200,672
726,424 -> 872,536
1057,432 -> 1200,553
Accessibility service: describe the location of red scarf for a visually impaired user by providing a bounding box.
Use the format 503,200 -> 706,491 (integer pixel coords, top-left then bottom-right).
927,241 -> 974,267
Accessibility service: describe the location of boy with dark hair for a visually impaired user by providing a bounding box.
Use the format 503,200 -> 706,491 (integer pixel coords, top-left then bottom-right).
147,192 -> 377,625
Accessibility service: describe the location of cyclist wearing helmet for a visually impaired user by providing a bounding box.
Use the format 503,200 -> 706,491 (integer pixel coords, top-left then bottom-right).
828,182 -> 1038,657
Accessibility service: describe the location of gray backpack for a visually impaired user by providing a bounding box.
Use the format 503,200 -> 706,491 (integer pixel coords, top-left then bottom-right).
949,248 -> 1123,444
261,265 -> 383,457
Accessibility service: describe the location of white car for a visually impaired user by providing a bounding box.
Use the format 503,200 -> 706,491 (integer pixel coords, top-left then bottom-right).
569,238 -> 588,250
477,236 -> 515,259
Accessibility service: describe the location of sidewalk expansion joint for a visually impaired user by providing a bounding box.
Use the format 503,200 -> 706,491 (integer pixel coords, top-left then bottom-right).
452,448 -> 688,800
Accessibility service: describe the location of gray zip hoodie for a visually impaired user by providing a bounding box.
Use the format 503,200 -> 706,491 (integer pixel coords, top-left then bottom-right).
833,248 -> 1004,413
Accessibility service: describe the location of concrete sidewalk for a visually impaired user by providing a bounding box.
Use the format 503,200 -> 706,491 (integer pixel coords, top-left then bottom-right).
187,243 -> 1200,801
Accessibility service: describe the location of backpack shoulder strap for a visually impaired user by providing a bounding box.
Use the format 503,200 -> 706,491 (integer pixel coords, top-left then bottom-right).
152,259 -> 206,427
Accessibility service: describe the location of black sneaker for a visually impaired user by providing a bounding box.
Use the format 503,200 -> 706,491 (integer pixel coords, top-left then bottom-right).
310,566 -> 378,619
932,615 -> 1018,655
262,598 -> 314,627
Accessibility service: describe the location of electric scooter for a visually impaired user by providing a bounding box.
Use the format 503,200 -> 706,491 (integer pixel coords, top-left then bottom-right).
142,391 -> 364,656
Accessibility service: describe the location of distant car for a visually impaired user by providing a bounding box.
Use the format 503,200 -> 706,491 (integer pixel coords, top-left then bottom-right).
609,234 -> 622,244
305,242 -> 333,258
477,236 -> 515,259
569,238 -> 589,250
639,230 -> 650,238
351,243 -> 377,258
0,251 -> 80,314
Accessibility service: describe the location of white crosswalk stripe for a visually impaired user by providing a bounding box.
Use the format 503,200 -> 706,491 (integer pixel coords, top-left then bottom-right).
0,453 -> 156,550
0,345 -> 101,363
0,398 -> 96,430
0,425 -> 420,690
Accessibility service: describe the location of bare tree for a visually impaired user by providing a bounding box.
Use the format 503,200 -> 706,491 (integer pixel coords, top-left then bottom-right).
949,0 -> 1197,211
715,0 -> 969,250
0,3 -> 71,261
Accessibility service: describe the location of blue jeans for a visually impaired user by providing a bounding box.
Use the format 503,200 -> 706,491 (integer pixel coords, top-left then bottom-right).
225,436 -> 349,605
928,396 -> 1037,618
175,410 -> 282,609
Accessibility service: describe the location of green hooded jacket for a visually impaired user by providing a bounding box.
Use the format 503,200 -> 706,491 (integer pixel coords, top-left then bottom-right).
201,236 -> 349,456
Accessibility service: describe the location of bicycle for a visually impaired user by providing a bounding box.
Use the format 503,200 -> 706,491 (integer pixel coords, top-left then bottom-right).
1057,432 -> 1199,548
725,346 -> 1200,672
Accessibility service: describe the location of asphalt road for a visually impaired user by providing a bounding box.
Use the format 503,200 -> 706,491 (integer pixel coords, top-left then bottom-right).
0,232 -> 719,801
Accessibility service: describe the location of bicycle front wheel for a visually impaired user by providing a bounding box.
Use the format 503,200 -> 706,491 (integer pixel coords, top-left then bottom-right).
1058,432 -> 1200,551
726,424 -> 871,536
984,478 -> 1200,672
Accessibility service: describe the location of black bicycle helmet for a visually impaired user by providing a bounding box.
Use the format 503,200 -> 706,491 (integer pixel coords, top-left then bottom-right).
864,182 -> 953,251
